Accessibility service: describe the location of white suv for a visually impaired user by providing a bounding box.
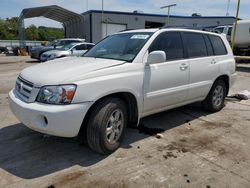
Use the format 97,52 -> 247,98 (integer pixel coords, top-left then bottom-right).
9,28 -> 236,154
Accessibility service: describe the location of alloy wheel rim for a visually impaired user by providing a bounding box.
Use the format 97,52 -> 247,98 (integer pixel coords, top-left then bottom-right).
212,85 -> 224,107
106,109 -> 124,145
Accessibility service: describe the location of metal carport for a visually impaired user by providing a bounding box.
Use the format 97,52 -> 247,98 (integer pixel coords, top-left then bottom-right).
18,5 -> 85,46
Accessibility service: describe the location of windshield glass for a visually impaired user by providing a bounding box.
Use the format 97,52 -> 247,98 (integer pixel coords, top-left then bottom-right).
84,32 -> 153,62
61,43 -> 78,50
48,40 -> 64,47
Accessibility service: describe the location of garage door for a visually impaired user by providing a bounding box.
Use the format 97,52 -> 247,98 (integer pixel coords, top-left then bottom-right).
102,23 -> 127,38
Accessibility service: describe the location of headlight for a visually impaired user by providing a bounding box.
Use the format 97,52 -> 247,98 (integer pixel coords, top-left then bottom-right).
36,85 -> 76,104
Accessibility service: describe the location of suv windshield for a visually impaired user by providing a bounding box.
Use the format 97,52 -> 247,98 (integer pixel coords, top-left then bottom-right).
84,32 -> 153,62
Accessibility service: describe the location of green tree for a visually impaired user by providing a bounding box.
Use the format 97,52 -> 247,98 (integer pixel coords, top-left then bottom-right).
25,25 -> 39,40
0,17 -> 64,41
0,17 -> 18,40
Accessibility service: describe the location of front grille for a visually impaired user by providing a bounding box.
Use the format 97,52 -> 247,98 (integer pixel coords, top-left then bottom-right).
15,76 -> 34,102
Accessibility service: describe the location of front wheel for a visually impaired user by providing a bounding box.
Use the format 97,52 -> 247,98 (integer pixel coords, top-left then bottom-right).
202,79 -> 226,112
86,98 -> 127,154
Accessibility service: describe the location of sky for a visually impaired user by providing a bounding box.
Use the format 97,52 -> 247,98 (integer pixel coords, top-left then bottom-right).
0,0 -> 250,28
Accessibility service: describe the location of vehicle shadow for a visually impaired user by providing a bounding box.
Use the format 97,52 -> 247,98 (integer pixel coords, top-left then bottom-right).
0,103 -> 210,179
26,59 -> 40,64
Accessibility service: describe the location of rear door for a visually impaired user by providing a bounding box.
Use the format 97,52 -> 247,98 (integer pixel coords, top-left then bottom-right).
182,32 -> 219,101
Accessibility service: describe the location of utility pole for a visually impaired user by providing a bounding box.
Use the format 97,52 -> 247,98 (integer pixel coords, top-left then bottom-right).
226,0 -> 231,16
231,0 -> 241,50
160,4 -> 177,26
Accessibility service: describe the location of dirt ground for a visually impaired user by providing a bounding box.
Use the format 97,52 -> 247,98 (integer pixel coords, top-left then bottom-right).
1,56 -> 250,188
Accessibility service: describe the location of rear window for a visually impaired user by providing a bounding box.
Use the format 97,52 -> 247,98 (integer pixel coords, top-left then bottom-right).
209,35 -> 227,55
183,32 -> 207,58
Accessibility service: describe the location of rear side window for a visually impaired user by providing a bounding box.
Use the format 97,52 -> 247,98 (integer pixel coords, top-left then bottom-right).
227,27 -> 232,36
183,32 -> 207,58
75,44 -> 86,50
204,35 -> 214,56
209,35 -> 227,55
149,32 -> 184,61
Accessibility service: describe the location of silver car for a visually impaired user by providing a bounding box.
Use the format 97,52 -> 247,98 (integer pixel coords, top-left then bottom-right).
40,42 -> 94,62
30,38 -> 86,60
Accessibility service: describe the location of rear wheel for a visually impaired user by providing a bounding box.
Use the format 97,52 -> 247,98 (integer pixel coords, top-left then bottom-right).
86,98 -> 127,154
203,79 -> 226,112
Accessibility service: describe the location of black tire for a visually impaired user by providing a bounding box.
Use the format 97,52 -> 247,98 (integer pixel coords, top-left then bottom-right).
86,98 -> 127,154
202,79 -> 226,112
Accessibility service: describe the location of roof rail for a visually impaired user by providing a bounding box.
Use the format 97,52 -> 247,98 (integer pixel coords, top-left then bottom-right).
119,29 -> 134,32
160,25 -> 193,29
160,25 -> 212,31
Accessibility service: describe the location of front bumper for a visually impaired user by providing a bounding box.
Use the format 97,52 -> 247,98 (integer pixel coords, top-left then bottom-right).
30,52 -> 40,59
9,89 -> 92,137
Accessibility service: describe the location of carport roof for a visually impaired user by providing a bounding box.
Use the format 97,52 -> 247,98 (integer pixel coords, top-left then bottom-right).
20,5 -> 83,24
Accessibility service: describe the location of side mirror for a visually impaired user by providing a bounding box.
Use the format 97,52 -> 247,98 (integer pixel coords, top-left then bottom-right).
147,51 -> 166,65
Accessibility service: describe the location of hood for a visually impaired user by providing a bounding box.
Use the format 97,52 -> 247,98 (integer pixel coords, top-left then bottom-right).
20,57 -> 126,86
43,49 -> 69,55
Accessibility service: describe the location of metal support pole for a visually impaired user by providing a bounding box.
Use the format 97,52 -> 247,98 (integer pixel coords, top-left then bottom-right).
18,14 -> 25,48
101,0 -> 104,24
231,0 -> 241,50
167,7 -> 170,26
106,20 -> 108,37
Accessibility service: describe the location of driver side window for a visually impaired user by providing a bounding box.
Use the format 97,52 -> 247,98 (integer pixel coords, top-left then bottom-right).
149,32 -> 184,61
75,44 -> 86,50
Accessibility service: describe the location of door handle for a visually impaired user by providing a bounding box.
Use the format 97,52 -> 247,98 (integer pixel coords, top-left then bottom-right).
180,63 -> 188,71
211,59 -> 217,64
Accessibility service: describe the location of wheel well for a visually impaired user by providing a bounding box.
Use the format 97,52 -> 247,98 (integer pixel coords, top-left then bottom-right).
216,75 -> 229,95
78,92 -> 139,137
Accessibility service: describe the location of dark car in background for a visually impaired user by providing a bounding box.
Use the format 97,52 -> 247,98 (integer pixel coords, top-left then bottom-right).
0,46 -> 8,54
30,38 -> 85,61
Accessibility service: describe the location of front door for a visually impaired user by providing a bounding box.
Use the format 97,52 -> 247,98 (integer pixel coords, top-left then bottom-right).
143,32 -> 189,116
